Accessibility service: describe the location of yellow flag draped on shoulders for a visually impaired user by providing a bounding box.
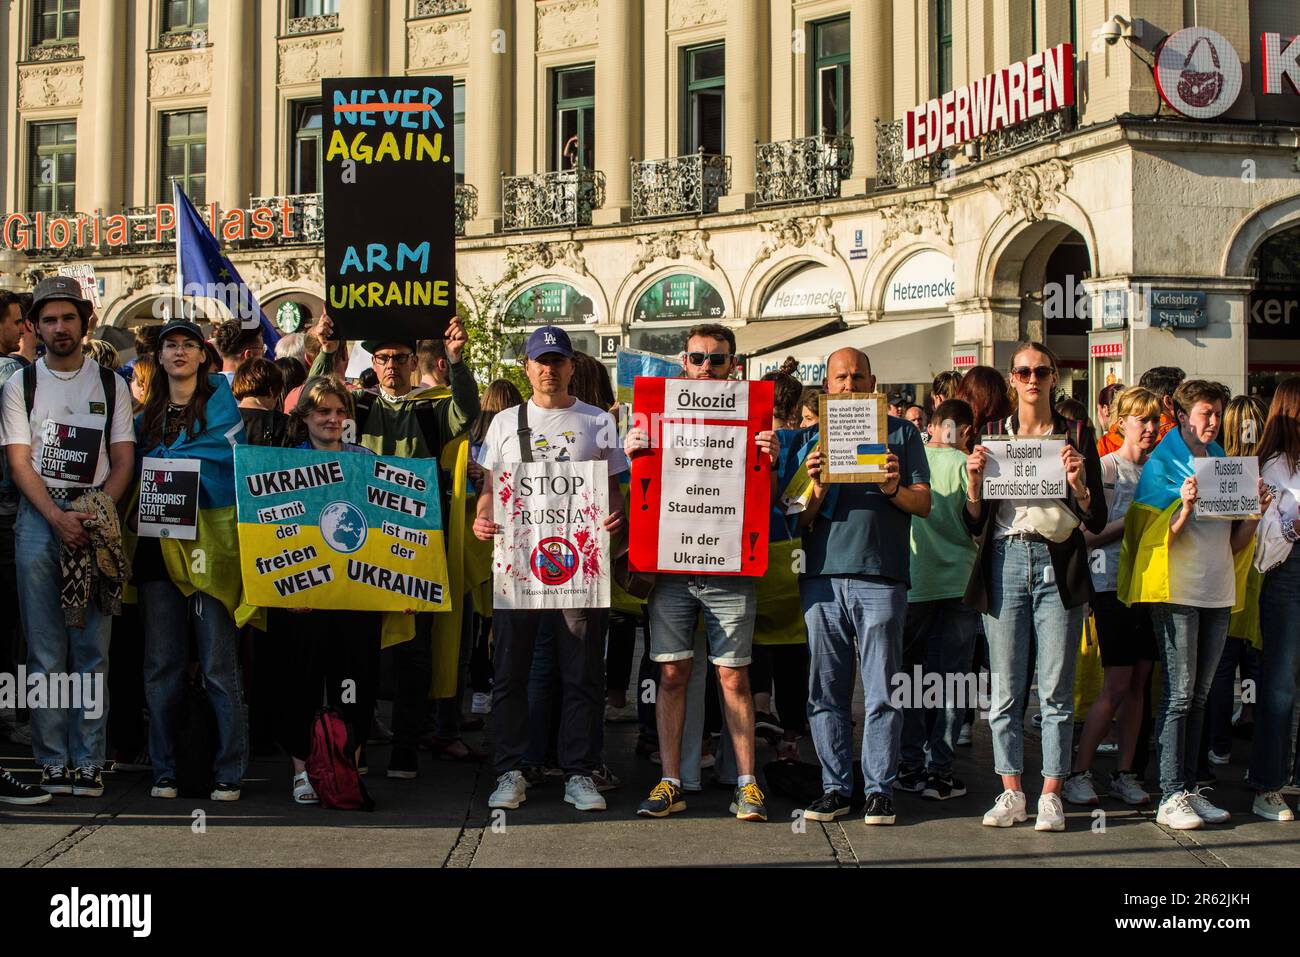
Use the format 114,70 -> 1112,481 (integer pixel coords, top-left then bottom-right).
1118,427 -> 1249,613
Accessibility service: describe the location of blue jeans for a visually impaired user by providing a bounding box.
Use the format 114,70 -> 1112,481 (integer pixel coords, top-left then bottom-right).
900,598 -> 980,777
648,575 -> 755,666
982,539 -> 1084,780
1151,602 -> 1231,801
1251,548 -> 1300,791
14,498 -> 111,769
140,580 -> 248,786
802,575 -> 907,798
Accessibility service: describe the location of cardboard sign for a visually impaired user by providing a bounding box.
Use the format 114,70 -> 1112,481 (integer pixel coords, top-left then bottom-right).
628,377 -> 773,575
322,76 -> 456,343
818,393 -> 888,483
981,437 -> 1068,499
137,457 -> 200,540
235,445 -> 450,611
39,415 -> 102,486
58,264 -> 102,309
492,460 -> 609,609
1195,456 -> 1261,519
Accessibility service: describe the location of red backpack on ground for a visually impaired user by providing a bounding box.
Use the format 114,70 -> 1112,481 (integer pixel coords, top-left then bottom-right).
306,708 -> 374,811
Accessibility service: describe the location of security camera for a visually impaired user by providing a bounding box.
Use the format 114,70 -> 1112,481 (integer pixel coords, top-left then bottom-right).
1099,19 -> 1124,45
1091,14 -> 1143,51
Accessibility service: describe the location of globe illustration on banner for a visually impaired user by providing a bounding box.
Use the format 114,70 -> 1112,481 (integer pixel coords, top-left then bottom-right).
320,501 -> 367,553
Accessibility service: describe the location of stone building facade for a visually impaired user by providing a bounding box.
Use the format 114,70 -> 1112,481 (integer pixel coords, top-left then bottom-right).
2,0 -> 1300,405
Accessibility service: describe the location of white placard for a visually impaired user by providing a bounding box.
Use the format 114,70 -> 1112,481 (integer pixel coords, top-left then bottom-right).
822,394 -> 887,480
1194,456 -> 1261,519
492,460 -> 609,609
656,421 -> 745,572
137,457 -> 201,540
662,379 -> 749,421
58,264 -> 102,309
981,438 -> 1067,499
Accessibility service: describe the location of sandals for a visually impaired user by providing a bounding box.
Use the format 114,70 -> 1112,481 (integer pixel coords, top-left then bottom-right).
429,736 -> 488,763
292,771 -> 319,805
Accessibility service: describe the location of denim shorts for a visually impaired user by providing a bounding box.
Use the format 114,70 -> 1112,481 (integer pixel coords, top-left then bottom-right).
648,574 -> 755,667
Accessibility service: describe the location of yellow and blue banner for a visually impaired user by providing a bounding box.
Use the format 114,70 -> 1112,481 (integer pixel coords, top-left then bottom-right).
235,445 -> 451,612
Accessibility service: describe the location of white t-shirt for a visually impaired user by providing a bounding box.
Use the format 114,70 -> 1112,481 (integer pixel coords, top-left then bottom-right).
1090,452 -> 1143,593
0,357 -> 135,488
477,398 -> 629,475
1167,507 -> 1236,609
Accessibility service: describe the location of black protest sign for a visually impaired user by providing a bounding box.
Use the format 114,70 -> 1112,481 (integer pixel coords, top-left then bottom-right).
137,457 -> 201,540
323,76 -> 456,343
39,416 -> 103,485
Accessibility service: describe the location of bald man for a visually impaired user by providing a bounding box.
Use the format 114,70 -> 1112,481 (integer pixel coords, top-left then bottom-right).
797,347 -> 931,826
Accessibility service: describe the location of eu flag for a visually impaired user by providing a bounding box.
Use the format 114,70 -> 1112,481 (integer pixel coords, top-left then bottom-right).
174,183 -> 279,351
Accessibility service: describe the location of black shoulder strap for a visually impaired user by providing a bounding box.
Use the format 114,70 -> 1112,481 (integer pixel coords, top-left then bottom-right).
97,364 -> 117,432
22,362 -> 36,416
516,403 -> 533,464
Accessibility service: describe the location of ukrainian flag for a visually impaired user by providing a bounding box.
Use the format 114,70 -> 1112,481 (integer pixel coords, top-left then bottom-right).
856,442 -> 888,469
1117,427 -> 1250,612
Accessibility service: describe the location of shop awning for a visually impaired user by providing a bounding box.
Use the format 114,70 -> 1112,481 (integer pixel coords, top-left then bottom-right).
750,316 -> 954,384
733,315 -> 844,358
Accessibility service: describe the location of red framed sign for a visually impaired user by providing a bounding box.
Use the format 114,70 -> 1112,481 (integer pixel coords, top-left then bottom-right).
628,377 -> 774,576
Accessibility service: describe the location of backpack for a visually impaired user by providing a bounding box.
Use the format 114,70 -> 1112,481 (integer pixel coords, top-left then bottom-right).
763,759 -> 867,812
23,359 -> 118,421
175,675 -> 218,799
306,708 -> 374,811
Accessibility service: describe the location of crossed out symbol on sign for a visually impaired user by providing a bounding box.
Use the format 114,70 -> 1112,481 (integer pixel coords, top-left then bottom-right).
531,536 -> 579,585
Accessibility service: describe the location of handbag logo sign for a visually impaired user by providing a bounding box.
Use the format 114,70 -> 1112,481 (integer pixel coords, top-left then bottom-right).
1155,27 -> 1242,119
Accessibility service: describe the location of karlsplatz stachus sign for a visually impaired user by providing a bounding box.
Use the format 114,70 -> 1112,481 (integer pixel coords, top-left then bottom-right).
0,202 -> 302,252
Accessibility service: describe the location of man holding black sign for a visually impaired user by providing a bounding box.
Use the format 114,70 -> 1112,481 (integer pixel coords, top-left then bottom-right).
796,347 -> 931,826
1,278 -> 134,798
309,313 -> 480,778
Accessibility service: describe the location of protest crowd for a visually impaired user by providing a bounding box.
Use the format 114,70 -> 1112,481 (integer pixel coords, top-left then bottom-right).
4,274 -> 1300,839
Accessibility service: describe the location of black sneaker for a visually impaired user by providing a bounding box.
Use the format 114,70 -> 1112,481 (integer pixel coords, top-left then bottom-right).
896,766 -> 928,793
210,782 -> 241,801
150,778 -> 179,799
521,766 -> 548,788
637,780 -> 686,818
71,766 -> 104,797
863,792 -> 897,825
802,790 -> 851,822
40,766 -> 73,795
922,773 -> 967,801
0,767 -> 52,805
386,746 -> 419,780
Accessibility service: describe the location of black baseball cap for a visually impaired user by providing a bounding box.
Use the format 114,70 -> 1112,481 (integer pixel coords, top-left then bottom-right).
361,337 -> 418,354
157,318 -> 206,346
27,275 -> 93,324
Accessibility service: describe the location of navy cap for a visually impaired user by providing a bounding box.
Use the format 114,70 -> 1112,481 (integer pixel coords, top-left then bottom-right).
27,275 -> 92,324
525,325 -> 574,361
158,318 -> 206,346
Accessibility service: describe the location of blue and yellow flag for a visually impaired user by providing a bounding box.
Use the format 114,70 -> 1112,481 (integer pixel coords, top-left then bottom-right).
131,374 -> 258,626
1117,427 -> 1249,611
235,444 -> 451,614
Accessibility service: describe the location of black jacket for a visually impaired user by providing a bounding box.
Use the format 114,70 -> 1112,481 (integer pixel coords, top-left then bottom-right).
963,411 -> 1107,612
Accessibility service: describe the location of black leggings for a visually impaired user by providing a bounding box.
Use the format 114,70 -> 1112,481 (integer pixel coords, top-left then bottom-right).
271,609 -> 381,761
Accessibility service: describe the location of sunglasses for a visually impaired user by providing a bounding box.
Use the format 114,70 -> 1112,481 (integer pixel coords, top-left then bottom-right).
686,351 -> 730,367
1011,365 -> 1055,382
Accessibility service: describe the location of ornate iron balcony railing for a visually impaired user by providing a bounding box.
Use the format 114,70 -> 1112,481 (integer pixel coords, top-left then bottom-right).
755,134 -> 853,206
28,40 -> 80,61
245,193 -> 324,244
502,169 -> 605,232
454,183 -> 478,236
631,150 -> 731,220
873,120 -> 947,190
415,0 -> 469,16
286,13 -> 340,35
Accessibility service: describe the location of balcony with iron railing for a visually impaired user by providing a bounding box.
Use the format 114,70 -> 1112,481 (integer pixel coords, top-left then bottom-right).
454,183 -> 478,236
631,150 -> 731,221
502,168 -> 606,232
245,193 -> 325,244
755,134 -> 853,206
414,0 -> 470,15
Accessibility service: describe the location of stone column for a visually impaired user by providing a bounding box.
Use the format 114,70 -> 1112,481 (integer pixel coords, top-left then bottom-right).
218,0 -> 253,213
720,0 -> 767,211
845,0 -> 892,193
341,0 -> 384,76
89,0 -> 126,212
593,0 -> 640,224
466,0 -> 513,235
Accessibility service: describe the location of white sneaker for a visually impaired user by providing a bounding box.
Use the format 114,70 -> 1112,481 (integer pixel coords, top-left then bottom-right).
488,770 -> 527,809
1253,790 -> 1296,822
982,789 -> 1027,827
1108,771 -> 1151,806
1062,771 -> 1099,806
471,692 -> 492,715
1186,787 -> 1231,824
1207,749 -> 1230,766
1034,792 -> 1066,831
564,775 -> 607,812
1156,791 -> 1204,830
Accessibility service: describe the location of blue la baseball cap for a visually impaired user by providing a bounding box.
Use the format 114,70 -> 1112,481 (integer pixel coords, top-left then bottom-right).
525,325 -> 574,360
